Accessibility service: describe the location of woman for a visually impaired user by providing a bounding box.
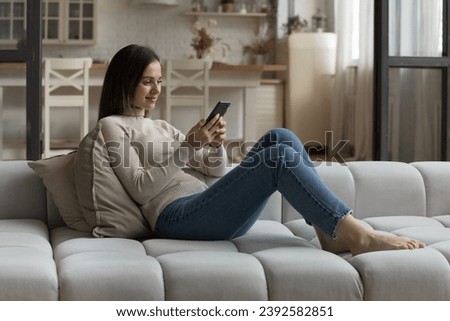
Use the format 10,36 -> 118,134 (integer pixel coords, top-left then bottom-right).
97,44 -> 424,256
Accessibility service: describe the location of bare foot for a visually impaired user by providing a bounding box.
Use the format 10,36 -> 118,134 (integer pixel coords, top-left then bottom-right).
316,215 -> 425,256
348,232 -> 425,256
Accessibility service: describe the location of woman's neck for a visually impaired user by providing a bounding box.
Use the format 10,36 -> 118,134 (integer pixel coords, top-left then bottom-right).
123,105 -> 146,117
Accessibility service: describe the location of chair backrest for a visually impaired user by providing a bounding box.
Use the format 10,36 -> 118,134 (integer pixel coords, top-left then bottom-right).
43,57 -> 92,158
163,59 -> 212,122
44,57 -> 92,103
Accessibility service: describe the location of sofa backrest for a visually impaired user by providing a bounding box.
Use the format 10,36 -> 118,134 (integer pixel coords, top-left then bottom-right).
3,160 -> 448,230
283,161 -> 450,223
412,162 -> 450,217
0,160 -> 48,222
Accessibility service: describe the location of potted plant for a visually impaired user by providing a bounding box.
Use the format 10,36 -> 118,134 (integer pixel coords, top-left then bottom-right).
221,0 -> 234,13
191,19 -> 230,60
191,19 -> 217,59
243,38 -> 273,65
283,15 -> 308,35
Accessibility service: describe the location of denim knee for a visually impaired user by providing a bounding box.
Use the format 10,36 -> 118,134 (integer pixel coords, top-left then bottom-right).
266,128 -> 302,146
242,143 -> 301,171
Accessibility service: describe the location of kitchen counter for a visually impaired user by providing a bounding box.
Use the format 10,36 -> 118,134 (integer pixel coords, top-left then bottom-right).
0,61 -> 286,72
0,61 -> 286,142
211,62 -> 286,73
0,62 -> 286,86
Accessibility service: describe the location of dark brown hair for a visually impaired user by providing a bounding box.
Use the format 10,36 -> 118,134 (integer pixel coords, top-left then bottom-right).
98,44 -> 160,120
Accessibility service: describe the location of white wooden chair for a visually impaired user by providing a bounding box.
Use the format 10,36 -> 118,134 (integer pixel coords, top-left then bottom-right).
163,59 -> 212,123
43,57 -> 92,158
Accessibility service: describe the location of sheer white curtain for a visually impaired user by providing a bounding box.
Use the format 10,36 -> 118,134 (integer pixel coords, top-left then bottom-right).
333,0 -> 374,160
332,0 -> 353,149
353,0 -> 374,160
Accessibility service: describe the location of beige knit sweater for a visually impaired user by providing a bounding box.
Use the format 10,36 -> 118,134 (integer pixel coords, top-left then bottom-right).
99,108 -> 228,230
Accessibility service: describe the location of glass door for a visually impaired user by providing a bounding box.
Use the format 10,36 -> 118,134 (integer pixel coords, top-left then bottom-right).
0,0 -> 42,160
374,0 -> 450,161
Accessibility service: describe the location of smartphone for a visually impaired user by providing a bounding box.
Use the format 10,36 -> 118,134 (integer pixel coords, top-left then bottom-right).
204,100 -> 231,125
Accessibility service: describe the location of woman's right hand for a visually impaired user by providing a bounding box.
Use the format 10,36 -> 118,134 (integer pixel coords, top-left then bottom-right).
185,114 -> 222,149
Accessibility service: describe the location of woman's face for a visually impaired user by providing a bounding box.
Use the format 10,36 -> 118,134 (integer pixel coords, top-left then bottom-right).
133,60 -> 162,115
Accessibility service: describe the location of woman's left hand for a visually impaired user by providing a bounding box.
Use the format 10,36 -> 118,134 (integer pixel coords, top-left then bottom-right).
209,116 -> 227,148
185,115 -> 227,149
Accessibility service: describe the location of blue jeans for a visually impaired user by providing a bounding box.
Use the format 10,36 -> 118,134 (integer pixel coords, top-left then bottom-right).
154,128 -> 351,240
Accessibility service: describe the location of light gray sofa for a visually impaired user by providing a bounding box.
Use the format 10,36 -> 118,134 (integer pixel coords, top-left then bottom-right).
1,160 -> 450,300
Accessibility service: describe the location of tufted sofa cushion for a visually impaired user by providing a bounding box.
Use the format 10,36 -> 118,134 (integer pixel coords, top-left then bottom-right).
0,220 -> 58,300
0,161 -> 58,300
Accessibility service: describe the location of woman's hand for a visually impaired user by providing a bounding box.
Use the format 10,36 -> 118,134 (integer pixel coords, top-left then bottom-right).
208,115 -> 227,148
185,114 -> 227,149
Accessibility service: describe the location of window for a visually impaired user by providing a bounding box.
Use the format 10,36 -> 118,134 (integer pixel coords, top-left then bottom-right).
374,0 -> 450,161
0,0 -> 42,160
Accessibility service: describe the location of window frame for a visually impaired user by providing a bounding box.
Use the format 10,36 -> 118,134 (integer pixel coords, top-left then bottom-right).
0,0 -> 42,159
374,0 -> 450,160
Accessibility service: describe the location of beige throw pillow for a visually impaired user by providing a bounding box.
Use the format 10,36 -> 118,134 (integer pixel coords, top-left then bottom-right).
74,123 -> 152,238
28,152 -> 91,232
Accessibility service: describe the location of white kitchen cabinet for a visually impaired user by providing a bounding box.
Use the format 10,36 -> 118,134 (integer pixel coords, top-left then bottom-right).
276,33 -> 337,148
43,0 -> 96,45
0,0 -> 26,45
0,0 -> 96,45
